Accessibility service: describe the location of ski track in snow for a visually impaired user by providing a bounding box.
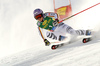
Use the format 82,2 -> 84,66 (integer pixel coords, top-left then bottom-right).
0,0 -> 100,66
0,38 -> 100,66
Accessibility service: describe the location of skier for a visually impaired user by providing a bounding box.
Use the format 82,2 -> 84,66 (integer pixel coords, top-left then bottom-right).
33,8 -> 91,46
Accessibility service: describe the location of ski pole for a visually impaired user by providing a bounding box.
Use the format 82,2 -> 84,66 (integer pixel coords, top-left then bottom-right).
58,2 -> 100,23
38,27 -> 45,40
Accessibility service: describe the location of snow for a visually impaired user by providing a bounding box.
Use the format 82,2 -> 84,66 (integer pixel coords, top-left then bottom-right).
0,0 -> 100,66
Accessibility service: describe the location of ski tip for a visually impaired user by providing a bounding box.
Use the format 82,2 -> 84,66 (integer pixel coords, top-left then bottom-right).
82,38 -> 91,43
51,45 -> 58,50
83,39 -> 87,43
51,44 -> 64,50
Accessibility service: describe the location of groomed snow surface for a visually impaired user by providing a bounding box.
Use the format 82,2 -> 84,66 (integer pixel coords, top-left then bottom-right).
0,0 -> 100,66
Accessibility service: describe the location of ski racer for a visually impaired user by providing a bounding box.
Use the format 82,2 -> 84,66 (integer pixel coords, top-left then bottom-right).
33,8 -> 91,46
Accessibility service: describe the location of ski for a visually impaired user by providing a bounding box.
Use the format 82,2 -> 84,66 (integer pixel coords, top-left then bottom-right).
51,37 -> 93,50
82,37 -> 92,43
51,43 -> 64,50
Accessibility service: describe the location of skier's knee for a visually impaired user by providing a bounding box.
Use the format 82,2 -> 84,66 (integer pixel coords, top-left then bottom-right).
46,32 -> 57,40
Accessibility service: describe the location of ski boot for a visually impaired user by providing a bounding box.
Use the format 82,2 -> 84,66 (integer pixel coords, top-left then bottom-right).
86,30 -> 91,35
59,35 -> 66,41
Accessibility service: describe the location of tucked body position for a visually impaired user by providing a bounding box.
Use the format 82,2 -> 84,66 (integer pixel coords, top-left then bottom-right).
33,9 -> 91,46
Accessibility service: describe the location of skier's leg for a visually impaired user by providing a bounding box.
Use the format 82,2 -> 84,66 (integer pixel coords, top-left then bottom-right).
67,28 -> 91,35
74,30 -> 91,35
46,31 -> 66,41
70,29 -> 87,35
46,31 -> 58,40
46,23 -> 91,41
55,23 -> 90,35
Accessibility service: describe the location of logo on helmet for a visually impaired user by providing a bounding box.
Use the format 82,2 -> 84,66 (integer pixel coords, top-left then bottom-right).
34,12 -> 38,15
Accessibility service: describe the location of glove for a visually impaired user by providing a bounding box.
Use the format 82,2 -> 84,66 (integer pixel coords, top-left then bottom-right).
52,19 -> 59,27
44,39 -> 50,46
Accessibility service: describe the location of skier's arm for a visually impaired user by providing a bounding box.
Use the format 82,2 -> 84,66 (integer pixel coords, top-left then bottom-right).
45,12 -> 59,26
38,27 -> 50,46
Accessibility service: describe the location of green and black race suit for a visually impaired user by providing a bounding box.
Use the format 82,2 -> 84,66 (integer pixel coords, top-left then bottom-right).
37,16 -> 55,31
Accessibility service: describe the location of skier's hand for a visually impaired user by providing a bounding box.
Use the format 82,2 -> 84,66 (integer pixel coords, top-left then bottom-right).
53,19 -> 59,27
44,39 -> 50,46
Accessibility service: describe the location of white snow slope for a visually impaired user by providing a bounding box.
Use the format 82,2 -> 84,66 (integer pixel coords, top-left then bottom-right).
0,0 -> 100,66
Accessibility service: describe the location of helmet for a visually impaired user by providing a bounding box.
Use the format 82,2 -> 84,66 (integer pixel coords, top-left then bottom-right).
33,8 -> 43,17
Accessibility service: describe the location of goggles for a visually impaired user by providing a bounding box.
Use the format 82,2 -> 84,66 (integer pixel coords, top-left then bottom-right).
35,14 -> 43,20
